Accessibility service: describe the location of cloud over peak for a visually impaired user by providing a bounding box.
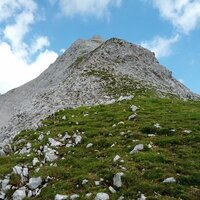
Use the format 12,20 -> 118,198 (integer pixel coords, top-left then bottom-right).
152,0 -> 200,34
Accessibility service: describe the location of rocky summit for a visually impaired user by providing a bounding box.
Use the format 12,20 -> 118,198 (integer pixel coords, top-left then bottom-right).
0,37 -> 198,147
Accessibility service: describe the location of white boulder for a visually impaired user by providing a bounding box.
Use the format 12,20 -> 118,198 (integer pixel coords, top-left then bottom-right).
95,192 -> 110,200
12,187 -> 26,200
48,138 -> 63,147
45,148 -> 58,162
70,194 -> 80,199
130,105 -> 138,112
130,144 -> 144,154
86,143 -> 93,148
113,172 -> 124,188
113,155 -> 121,162
28,177 -> 42,190
55,194 -> 69,200
118,95 -> 134,101
33,157 -> 40,166
128,114 -> 137,120
38,134 -> 44,141
137,194 -> 146,200
163,177 -> 176,183
108,186 -> 116,193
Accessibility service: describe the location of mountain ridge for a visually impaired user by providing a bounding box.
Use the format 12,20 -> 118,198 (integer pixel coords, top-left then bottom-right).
0,37 -> 199,147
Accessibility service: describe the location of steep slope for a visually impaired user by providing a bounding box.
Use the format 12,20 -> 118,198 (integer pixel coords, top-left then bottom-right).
0,37 -> 198,146
0,38 -> 104,146
0,93 -> 200,199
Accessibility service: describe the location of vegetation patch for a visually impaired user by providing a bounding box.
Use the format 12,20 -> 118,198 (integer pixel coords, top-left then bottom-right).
0,93 -> 200,199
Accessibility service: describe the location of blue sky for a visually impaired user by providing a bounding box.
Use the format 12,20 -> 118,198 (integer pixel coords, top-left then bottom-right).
0,0 -> 200,94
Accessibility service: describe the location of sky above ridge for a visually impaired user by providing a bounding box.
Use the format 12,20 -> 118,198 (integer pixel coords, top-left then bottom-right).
0,0 -> 200,94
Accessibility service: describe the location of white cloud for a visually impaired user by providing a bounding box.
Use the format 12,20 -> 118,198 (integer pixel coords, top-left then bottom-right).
152,0 -> 200,34
0,0 -> 58,94
56,0 -> 122,19
0,0 -> 37,22
32,36 -> 50,54
141,35 -> 180,58
0,42 -> 57,94
3,12 -> 34,57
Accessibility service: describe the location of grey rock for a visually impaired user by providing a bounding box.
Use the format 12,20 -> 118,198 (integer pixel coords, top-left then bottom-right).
28,177 -> 42,190
61,133 -> 71,141
137,194 -> 146,200
35,168 -> 40,173
22,167 -> 28,178
82,179 -> 88,185
118,196 -> 125,200
66,143 -> 72,148
26,143 -> 32,149
1,178 -> 10,192
48,138 -> 63,147
118,95 -> 134,101
62,115 -> 67,120
130,144 -> 144,154
32,188 -> 41,196
3,144 -> 12,154
94,180 -> 100,186
183,130 -> 192,134
19,147 -> 31,155
118,121 -> 124,125
74,134 -> 82,145
86,143 -> 93,148
12,187 -> 26,200
19,143 -> 32,155
13,165 -> 28,183
113,172 -> 124,188
104,99 -> 116,105
128,114 -> 137,121
163,177 -> 176,183
44,148 -> 58,162
148,134 -> 156,137
0,148 -> 5,156
33,157 -> 40,166
38,134 -> 44,141
0,191 -> 6,199
95,192 -> 110,200
13,165 -> 23,175
70,194 -> 80,199
154,123 -> 161,128
85,193 -> 92,198
27,190 -> 32,198
55,194 -> 69,200
130,105 -> 138,112
113,155 -> 121,162
108,186 -> 116,193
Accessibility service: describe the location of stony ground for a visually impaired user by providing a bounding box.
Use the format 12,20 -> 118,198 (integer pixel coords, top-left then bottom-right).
0,91 -> 200,200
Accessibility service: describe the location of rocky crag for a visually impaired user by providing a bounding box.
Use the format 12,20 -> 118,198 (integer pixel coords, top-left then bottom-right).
0,37 -> 198,146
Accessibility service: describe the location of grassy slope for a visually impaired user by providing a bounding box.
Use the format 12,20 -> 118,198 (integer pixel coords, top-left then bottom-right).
1,93 -> 200,200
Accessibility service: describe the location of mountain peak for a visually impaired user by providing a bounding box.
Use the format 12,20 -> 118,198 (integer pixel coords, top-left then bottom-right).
0,37 -> 198,147
90,35 -> 104,42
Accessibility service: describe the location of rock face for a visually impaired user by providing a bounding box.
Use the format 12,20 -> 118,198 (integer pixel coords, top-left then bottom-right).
0,37 -> 198,147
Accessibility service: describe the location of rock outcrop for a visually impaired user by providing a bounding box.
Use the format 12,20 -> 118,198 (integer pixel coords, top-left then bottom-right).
0,37 -> 198,147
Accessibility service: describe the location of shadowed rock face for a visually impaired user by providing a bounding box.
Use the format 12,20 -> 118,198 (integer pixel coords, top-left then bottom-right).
0,37 -> 198,146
